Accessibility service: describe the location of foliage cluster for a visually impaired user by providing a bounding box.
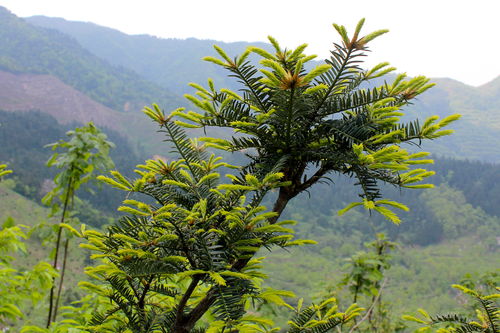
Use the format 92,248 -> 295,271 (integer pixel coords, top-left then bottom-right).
43,123 -> 115,326
0,166 -> 57,330
405,284 -> 499,332
176,19 -> 459,225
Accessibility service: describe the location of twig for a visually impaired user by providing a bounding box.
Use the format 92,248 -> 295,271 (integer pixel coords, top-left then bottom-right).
52,238 -> 69,322
348,278 -> 387,333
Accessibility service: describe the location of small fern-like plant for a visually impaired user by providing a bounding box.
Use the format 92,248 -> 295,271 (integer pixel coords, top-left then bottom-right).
43,123 -> 115,327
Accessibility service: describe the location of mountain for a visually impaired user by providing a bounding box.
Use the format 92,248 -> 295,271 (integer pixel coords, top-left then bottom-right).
403,77 -> 500,162
0,70 -> 123,130
25,15 -> 500,164
0,6 -> 183,113
437,76 -> 500,130
26,15 -> 271,95
0,6 -> 194,155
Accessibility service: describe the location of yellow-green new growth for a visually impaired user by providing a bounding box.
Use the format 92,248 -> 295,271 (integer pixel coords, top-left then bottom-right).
0,164 -> 12,178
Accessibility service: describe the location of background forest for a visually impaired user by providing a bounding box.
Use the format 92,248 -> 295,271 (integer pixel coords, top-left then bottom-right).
0,5 -> 498,332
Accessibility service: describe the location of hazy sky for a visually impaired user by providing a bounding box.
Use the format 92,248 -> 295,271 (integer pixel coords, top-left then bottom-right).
1,0 -> 499,86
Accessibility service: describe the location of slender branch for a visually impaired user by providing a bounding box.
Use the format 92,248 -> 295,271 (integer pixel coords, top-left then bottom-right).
314,46 -> 355,113
297,167 -> 330,193
128,277 -> 141,302
46,285 -> 54,327
52,175 -> 73,269
138,276 -> 154,310
47,173 -> 74,328
52,238 -> 69,322
175,275 -> 202,321
184,288 -> 217,327
348,278 -> 387,333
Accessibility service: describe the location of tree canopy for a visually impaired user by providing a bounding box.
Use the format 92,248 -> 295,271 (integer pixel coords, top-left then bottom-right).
77,19 -> 462,332
172,19 -> 459,224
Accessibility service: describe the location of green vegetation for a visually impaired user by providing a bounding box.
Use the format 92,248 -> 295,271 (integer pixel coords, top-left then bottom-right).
0,110 -> 141,220
0,7 -> 498,333
405,283 -> 499,332
60,18 -> 466,332
263,236 -> 498,318
174,18 -> 459,229
43,123 -> 114,326
0,217 -> 57,329
0,166 -> 56,329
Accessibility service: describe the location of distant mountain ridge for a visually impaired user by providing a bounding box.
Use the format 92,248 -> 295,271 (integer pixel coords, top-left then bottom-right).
0,8 -> 498,163
0,6 -> 183,112
26,15 -> 272,95
436,76 -> 500,130
0,6 -> 191,155
25,15 -> 500,164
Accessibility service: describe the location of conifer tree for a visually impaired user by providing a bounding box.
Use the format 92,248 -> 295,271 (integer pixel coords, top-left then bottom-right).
82,19 -> 460,332
80,115 -> 365,332
162,19 -> 459,328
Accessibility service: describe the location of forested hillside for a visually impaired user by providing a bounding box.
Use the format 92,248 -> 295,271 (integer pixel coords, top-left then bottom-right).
2,109 -> 499,246
0,6 -> 183,112
0,110 -> 141,224
26,15 -> 271,95
0,70 -> 125,130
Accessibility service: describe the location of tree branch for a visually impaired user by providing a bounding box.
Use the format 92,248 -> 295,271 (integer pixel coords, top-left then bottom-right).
176,275 -> 202,321
138,276 -> 154,310
297,166 -> 330,193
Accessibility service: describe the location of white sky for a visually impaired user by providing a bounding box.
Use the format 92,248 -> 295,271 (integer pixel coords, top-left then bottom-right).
1,0 -> 499,87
